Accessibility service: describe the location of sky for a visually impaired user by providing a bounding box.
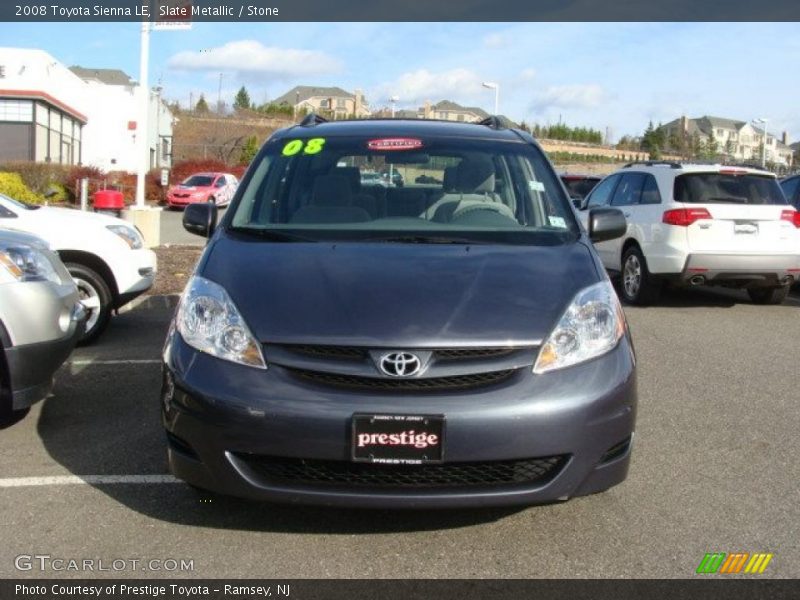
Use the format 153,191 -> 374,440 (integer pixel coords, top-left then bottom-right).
2,22 -> 800,143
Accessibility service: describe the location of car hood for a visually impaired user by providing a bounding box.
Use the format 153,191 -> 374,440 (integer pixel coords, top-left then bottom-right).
33,206 -> 126,227
201,234 -> 601,347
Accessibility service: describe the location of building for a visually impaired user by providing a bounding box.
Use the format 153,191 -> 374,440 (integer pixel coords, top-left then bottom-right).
272,86 -> 370,119
660,115 -> 793,167
70,65 -> 175,172
0,47 -> 174,172
373,100 -> 489,122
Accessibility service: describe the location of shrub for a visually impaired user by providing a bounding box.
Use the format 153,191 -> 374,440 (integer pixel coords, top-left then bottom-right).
170,159 -> 228,185
0,172 -> 44,204
0,162 -> 74,201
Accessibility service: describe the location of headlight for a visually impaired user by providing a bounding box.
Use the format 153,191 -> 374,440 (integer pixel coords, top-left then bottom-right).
107,225 -> 143,249
0,245 -> 60,284
533,281 -> 626,374
176,276 -> 266,369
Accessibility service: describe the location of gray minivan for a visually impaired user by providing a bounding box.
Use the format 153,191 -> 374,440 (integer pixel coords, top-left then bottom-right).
161,117 -> 636,508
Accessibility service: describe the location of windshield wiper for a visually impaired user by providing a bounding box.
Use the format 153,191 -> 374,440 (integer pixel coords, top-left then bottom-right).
363,235 -> 488,245
228,227 -> 318,243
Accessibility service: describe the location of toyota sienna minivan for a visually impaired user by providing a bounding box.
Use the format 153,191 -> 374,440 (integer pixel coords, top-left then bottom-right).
161,116 -> 636,508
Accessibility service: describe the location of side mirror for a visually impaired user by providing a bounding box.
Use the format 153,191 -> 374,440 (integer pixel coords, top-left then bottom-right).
183,202 -> 218,238
588,208 -> 626,243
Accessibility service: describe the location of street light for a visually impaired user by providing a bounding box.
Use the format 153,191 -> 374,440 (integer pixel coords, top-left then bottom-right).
482,81 -> 499,115
389,95 -> 399,118
753,117 -> 769,169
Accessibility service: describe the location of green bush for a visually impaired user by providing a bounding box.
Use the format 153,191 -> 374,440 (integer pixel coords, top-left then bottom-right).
0,172 -> 44,204
0,162 -> 70,200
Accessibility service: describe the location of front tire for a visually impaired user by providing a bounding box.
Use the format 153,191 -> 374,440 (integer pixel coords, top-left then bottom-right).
66,263 -> 113,345
619,246 -> 662,305
747,286 -> 789,305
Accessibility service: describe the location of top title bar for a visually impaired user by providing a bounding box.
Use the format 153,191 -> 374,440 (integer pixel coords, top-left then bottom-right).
4,0 -> 800,21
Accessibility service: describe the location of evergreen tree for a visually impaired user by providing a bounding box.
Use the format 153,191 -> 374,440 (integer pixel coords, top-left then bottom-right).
239,135 -> 259,165
233,86 -> 252,111
195,94 -> 209,113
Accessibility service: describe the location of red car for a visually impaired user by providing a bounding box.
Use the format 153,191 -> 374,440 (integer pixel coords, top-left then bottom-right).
166,172 -> 239,209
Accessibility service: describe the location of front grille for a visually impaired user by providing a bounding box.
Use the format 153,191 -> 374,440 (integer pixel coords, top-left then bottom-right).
287,368 -> 517,391
282,345 -> 521,362
235,454 -> 568,488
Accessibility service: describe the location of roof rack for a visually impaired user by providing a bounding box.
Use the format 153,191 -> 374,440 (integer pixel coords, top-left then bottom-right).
623,160 -> 683,169
477,116 -> 508,130
299,113 -> 328,127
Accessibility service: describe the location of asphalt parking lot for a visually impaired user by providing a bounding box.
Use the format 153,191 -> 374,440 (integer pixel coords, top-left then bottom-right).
0,284 -> 799,579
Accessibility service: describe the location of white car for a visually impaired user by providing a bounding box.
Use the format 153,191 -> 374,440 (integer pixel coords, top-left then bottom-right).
578,162 -> 800,305
0,193 -> 157,343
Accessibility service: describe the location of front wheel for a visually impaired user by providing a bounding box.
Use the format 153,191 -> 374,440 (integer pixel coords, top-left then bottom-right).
619,246 -> 662,305
66,263 -> 113,345
747,286 -> 789,305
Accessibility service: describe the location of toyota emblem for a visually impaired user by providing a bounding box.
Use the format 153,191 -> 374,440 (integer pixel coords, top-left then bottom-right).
379,352 -> 422,377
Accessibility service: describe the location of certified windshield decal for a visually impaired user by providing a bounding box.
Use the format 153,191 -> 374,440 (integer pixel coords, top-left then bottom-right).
367,138 -> 424,151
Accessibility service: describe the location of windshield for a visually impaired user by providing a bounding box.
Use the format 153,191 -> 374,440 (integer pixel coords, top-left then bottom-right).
674,173 -> 786,205
182,175 -> 215,187
562,177 -> 600,200
0,193 -> 40,211
228,134 -> 578,245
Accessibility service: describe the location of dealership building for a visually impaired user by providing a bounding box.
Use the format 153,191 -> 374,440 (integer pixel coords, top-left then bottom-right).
0,47 -> 174,172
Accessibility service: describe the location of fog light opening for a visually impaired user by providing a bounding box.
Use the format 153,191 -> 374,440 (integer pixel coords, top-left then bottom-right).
166,432 -> 200,461
600,435 -> 633,464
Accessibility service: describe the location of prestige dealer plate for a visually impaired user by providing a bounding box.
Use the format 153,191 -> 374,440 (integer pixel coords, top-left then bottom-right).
352,414 -> 445,464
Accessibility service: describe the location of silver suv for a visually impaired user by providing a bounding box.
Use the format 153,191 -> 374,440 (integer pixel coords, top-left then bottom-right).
0,229 -> 85,422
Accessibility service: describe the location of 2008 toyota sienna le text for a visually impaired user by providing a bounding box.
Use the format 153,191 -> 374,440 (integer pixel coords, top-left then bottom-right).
161,116 -> 637,508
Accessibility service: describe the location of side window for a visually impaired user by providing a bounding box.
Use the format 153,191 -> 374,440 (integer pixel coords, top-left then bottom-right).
215,176 -> 227,187
585,175 -> 620,209
0,204 -> 16,218
640,174 -> 663,205
780,177 -> 799,204
611,173 -> 646,207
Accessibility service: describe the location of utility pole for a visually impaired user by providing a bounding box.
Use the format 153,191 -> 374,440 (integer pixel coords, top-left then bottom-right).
217,72 -> 224,113
134,21 -> 150,208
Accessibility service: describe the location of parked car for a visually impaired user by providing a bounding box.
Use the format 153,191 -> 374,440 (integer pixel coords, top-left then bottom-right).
560,173 -> 601,208
166,173 -> 239,209
578,162 -> 800,305
780,174 -> 800,210
162,116 -> 636,508
0,229 -> 84,423
0,193 -> 157,343
359,172 -> 388,188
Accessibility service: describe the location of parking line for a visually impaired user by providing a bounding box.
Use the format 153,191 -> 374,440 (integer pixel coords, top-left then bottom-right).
0,475 -> 181,488
67,359 -> 162,366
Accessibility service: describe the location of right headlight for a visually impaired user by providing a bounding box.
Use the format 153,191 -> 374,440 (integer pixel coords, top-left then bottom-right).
0,245 -> 60,284
533,281 -> 626,374
176,276 -> 266,369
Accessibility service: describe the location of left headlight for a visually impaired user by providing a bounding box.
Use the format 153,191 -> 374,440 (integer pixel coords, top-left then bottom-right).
176,276 -> 267,369
0,245 -> 60,284
107,225 -> 144,249
533,281 -> 626,374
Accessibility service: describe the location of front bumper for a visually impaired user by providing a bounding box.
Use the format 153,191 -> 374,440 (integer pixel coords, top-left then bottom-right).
680,253 -> 800,287
114,248 -> 157,308
5,302 -> 84,410
162,333 -> 637,508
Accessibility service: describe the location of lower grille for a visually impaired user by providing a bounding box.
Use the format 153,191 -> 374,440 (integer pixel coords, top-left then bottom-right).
287,368 -> 517,391
235,454 -> 568,488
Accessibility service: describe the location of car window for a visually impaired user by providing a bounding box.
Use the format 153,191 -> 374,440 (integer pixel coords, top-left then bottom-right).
228,134 -> 579,246
216,176 -> 227,187
640,174 -> 662,205
585,175 -> 620,209
0,204 -> 17,218
674,173 -> 787,205
611,173 -> 646,207
561,177 -> 600,200
780,177 -> 799,204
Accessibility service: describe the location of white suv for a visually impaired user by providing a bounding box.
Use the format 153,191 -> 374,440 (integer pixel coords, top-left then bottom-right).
0,193 -> 157,343
578,162 -> 800,305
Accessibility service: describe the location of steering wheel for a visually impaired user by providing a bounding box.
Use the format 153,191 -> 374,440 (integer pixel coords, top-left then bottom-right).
451,202 -> 516,221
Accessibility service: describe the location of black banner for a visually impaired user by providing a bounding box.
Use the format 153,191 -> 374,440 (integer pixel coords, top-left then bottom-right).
3,580 -> 800,600
3,0 -> 800,22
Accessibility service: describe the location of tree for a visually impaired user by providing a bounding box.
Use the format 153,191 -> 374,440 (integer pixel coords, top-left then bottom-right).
195,94 -> 209,114
238,135 -> 259,165
705,132 -> 719,159
233,86 -> 252,112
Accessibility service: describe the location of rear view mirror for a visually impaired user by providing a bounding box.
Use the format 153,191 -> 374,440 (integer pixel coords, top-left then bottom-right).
183,202 -> 218,238
588,208 -> 626,243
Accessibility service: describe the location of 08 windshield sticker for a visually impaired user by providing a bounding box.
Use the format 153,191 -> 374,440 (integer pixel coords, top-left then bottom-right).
281,138 -> 326,156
